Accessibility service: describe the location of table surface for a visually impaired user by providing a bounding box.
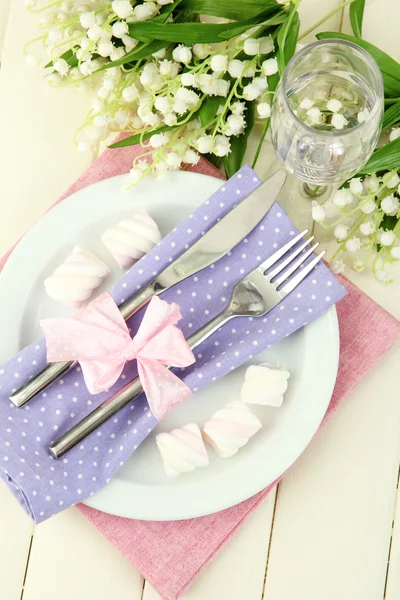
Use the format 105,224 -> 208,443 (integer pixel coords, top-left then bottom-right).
1,1 -> 400,599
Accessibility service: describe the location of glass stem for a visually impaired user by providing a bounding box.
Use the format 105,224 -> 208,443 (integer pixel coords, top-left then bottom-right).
303,183 -> 328,198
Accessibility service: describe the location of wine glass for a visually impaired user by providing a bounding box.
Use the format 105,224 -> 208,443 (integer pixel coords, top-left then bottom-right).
270,39 -> 384,231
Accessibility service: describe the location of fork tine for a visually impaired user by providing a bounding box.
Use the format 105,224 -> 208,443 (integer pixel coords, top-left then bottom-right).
258,229 -> 309,272
266,236 -> 314,280
272,242 -> 320,288
279,250 -> 327,296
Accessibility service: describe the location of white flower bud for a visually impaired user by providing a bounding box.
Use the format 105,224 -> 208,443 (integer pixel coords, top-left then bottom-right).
172,45 -> 192,64
133,2 -> 159,21
181,72 -> 196,87
122,34 -> 138,52
193,43 -> 211,59
375,268 -> 392,283
311,202 -> 326,222
114,110 -> 129,126
112,0 -> 133,19
111,47 -> 127,62
158,0 -> 174,5
331,113 -> 348,130
383,172 -> 400,188
349,177 -> 363,195
211,54 -> 228,73
334,224 -> 348,240
332,259 -> 346,274
152,47 -> 167,59
391,246 -> 400,258
215,79 -> 230,97
379,230 -> 396,246
154,96 -> 170,113
159,60 -> 179,78
79,60 -> 95,76
357,108 -> 370,123
103,76 -> 117,91
122,84 -> 138,102
48,29 -> 63,44
259,36 -> 274,54
197,135 -> 213,153
300,98 -> 314,110
183,149 -> 199,165
381,195 -> 399,216
155,159 -> 168,173
224,114 -> 244,136
363,176 -> 379,194
345,237 -> 361,253
172,98 -> 187,115
164,112 -> 177,126
140,62 -> 159,86
306,107 -> 321,125
244,38 -> 259,56
97,41 -> 114,57
242,61 -> 255,77
228,59 -> 245,78
87,24 -> 105,41
53,58 -> 70,75
333,189 -> 353,207
257,102 -> 271,119
327,99 -> 342,112
360,199 -> 376,214
353,258 -> 364,272
243,83 -> 261,101
231,102 -> 246,115
253,76 -> 267,91
176,87 -> 199,106
213,134 -> 231,157
166,152 -> 181,169
112,20 -> 129,38
80,11 -> 96,29
262,57 -> 278,76
360,221 -> 375,236
93,115 -> 108,128
130,167 -> 144,184
150,133 -> 166,148
389,127 -> 400,142
97,86 -> 109,99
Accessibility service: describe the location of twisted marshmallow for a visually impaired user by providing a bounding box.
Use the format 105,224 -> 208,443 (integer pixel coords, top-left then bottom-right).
156,423 -> 209,477
101,211 -> 162,268
241,363 -> 290,407
203,400 -> 262,458
44,246 -> 109,308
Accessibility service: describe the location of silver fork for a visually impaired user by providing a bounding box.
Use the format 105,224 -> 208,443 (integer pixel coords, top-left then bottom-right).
49,230 -> 325,458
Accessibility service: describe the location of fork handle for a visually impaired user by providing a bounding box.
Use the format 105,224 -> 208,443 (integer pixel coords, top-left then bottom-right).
49,308 -> 233,458
10,282 -> 158,408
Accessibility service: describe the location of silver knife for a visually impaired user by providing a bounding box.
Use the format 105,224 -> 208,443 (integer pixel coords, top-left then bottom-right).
10,170 -> 286,408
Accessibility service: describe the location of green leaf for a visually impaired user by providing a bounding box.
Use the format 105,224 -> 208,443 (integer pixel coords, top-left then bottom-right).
108,125 -> 175,149
128,8 -> 283,44
349,0 -> 365,38
224,101 -> 255,178
317,32 -> 400,97
380,214 -> 397,231
45,48 -> 78,69
219,11 -> 286,40
383,100 -> 400,130
180,0 -> 280,20
358,136 -> 400,174
198,96 -> 225,127
276,2 -> 300,75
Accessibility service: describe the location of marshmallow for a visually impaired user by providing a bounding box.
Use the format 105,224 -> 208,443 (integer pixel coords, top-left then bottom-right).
241,363 -> 290,407
156,423 -> 209,477
101,211 -> 161,268
44,246 -> 109,308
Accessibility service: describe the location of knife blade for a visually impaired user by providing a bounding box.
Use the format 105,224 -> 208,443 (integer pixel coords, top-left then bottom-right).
10,169 -> 286,407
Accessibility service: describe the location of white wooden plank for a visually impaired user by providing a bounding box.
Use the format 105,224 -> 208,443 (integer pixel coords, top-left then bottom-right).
0,0 -> 11,62
22,508 -> 144,600
0,0 -> 93,256
0,482 -> 33,600
385,472 -> 400,600
143,493 -> 276,600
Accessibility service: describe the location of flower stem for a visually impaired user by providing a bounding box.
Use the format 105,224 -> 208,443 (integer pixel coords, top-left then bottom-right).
298,0 -> 356,41
251,118 -> 270,170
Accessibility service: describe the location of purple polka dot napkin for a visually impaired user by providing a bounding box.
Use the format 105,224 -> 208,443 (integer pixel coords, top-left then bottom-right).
0,164 -> 346,523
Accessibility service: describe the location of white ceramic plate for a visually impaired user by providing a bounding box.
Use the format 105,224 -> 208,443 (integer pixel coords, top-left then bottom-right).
0,171 -> 339,521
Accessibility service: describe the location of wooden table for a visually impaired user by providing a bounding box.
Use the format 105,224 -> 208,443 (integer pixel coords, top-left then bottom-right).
1,1 -> 399,599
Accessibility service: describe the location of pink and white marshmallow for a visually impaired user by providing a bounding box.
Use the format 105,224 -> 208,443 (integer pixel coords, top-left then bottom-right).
44,246 -> 109,308
241,364 -> 290,407
203,400 -> 262,458
101,211 -> 162,268
156,423 -> 209,477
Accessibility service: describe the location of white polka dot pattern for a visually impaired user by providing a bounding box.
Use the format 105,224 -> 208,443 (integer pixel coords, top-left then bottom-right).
0,164 -> 346,523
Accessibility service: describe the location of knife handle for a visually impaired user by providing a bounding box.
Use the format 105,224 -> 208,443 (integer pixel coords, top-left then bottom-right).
10,281 -> 159,408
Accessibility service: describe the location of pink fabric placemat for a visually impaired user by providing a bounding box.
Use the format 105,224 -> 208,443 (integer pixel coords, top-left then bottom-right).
2,142 -> 400,600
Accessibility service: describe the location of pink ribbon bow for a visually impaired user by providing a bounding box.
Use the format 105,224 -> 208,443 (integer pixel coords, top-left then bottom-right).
41,293 -> 196,420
